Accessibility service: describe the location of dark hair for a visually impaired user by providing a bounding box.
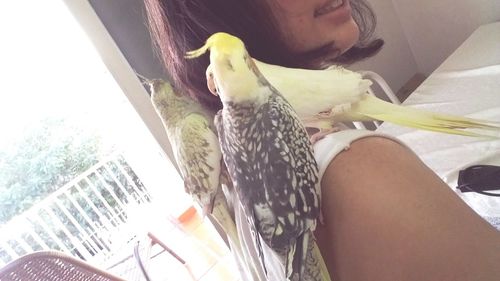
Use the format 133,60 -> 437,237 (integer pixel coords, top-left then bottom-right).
144,0 -> 383,111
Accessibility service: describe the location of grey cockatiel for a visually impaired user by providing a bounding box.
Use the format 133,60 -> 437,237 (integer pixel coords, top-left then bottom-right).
147,79 -> 262,280
187,32 -> 331,281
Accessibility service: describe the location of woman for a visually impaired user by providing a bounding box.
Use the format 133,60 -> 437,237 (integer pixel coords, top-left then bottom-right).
144,0 -> 500,280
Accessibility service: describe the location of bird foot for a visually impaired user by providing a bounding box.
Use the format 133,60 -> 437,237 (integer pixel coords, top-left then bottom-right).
319,211 -> 325,225
309,127 -> 341,144
319,103 -> 352,118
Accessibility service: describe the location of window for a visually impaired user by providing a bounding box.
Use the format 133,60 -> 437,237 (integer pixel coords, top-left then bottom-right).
0,0 -> 191,266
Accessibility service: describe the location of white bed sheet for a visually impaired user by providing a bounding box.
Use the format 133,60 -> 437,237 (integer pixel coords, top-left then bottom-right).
377,22 -> 500,218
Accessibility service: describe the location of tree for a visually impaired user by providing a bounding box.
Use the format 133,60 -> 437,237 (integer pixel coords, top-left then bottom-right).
0,116 -> 112,224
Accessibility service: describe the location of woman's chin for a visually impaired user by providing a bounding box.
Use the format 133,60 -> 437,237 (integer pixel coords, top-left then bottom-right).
334,18 -> 360,54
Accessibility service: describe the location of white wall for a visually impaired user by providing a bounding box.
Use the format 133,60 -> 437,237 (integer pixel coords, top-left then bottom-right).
391,0 -> 500,75
351,0 -> 500,92
350,0 -> 418,94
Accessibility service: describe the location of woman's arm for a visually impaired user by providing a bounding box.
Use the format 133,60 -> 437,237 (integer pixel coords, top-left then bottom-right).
314,136 -> 500,281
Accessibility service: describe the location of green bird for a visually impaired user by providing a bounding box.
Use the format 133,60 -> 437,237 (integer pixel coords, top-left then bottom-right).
148,79 -> 261,279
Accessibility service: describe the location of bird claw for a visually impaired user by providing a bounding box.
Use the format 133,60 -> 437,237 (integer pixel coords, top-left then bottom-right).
331,103 -> 352,116
309,127 -> 341,144
318,103 -> 352,118
319,211 -> 325,225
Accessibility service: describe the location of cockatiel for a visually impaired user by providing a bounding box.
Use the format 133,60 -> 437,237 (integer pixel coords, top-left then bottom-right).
147,79 -> 260,279
148,79 -> 222,215
187,33 -> 331,281
206,56 -> 499,140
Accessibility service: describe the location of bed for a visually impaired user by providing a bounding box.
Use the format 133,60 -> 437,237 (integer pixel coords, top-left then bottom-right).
377,22 -> 500,223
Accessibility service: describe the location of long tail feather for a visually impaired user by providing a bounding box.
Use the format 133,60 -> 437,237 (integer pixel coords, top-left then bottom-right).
302,233 -> 332,281
313,239 -> 332,281
342,94 -> 500,138
210,192 -> 262,280
285,231 -> 313,281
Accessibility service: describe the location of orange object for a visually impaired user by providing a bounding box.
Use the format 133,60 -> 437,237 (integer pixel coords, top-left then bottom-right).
177,205 -> 197,223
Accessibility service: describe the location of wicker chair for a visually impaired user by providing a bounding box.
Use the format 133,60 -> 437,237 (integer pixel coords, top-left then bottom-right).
133,231 -> 196,281
0,251 -> 126,281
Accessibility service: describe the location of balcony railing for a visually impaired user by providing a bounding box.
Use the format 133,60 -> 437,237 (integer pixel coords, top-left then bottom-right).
0,153 -> 152,267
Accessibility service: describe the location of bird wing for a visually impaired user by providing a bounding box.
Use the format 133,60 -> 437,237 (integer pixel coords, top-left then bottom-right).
215,89 -> 320,280
256,60 -> 370,118
215,108 -> 269,275
257,92 -> 320,249
176,113 -> 222,210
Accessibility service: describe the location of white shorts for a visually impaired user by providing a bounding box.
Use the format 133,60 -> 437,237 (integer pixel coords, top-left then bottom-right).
233,129 -> 405,281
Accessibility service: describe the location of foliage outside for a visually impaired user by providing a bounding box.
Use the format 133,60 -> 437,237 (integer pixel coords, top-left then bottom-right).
0,116 -> 113,225
0,116 -> 151,263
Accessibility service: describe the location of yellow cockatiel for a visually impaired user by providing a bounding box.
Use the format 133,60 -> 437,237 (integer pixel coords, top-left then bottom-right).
203,44 -> 499,140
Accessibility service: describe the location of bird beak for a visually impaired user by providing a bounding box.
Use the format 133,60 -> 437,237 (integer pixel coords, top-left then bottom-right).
206,64 -> 219,96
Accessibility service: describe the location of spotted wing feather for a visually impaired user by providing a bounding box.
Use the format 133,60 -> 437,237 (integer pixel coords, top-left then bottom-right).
215,87 -> 320,279
258,92 -> 320,249
176,113 -> 222,209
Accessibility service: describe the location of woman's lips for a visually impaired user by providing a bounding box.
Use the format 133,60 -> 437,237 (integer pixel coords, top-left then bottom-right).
314,0 -> 345,17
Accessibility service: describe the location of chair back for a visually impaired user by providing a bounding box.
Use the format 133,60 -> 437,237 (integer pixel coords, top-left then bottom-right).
0,251 -> 125,281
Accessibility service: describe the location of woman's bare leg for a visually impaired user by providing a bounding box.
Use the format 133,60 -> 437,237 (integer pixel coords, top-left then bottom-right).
314,137 -> 500,281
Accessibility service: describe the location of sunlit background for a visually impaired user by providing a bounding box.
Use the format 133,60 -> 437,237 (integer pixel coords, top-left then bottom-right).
0,1 -> 191,223
0,1 -> 132,149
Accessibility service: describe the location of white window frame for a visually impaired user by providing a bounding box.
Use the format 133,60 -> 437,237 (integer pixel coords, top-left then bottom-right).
61,0 -> 179,173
